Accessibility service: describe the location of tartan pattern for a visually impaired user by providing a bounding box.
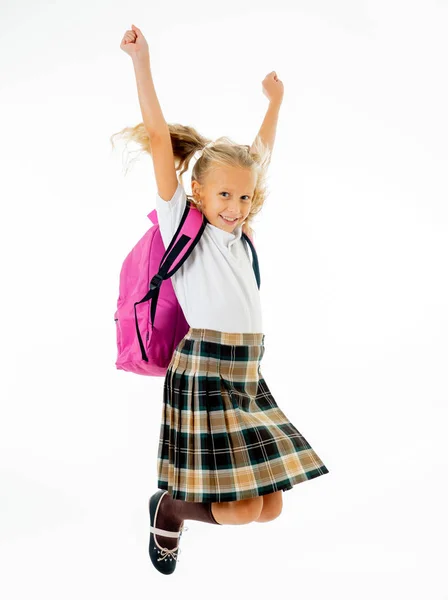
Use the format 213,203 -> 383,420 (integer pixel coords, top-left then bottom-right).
157,328 -> 329,502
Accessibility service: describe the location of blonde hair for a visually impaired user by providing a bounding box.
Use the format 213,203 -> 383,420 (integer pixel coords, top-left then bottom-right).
110,123 -> 272,238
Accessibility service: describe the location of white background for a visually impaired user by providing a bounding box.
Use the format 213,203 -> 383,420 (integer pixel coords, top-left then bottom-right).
1,0 -> 447,598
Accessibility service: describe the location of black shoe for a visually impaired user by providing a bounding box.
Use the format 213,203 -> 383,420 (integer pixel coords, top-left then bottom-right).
148,490 -> 188,575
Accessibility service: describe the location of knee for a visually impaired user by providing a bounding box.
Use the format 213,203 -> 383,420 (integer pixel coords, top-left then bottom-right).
256,504 -> 283,522
255,492 -> 283,522
230,496 -> 264,524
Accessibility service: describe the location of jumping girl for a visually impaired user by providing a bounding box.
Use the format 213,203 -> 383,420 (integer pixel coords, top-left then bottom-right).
113,23 -> 329,576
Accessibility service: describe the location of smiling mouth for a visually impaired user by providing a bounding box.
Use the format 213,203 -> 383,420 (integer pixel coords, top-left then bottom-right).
219,215 -> 239,223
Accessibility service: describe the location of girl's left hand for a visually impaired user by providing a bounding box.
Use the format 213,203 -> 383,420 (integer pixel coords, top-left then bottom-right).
261,71 -> 284,105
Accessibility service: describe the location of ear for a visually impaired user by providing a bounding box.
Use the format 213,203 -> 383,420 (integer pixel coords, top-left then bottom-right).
191,179 -> 202,200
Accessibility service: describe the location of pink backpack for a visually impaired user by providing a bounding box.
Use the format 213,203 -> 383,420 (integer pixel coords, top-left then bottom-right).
114,199 -> 261,376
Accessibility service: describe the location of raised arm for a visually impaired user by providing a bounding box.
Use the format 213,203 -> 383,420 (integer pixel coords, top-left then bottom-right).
121,25 -> 178,202
250,71 -> 284,155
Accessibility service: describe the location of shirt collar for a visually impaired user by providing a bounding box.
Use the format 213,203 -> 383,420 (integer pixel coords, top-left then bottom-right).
207,221 -> 243,247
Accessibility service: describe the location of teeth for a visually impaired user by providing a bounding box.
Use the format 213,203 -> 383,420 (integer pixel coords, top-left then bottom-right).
220,215 -> 238,222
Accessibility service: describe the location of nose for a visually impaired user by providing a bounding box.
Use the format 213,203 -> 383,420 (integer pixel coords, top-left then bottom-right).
226,199 -> 242,214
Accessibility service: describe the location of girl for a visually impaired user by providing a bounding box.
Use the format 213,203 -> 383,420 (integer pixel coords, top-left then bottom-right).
112,24 -> 329,575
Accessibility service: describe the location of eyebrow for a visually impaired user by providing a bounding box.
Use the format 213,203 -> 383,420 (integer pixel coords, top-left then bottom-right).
216,187 -> 253,195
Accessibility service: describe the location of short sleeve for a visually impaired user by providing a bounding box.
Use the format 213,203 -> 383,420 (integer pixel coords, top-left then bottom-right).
155,182 -> 187,250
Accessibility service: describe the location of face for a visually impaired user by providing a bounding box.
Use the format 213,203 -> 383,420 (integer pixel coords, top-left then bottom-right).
192,165 -> 256,232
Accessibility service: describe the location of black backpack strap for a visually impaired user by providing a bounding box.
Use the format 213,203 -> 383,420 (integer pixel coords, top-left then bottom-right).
242,233 -> 261,289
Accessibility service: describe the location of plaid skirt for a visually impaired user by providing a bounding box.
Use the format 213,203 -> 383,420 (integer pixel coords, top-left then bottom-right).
157,328 -> 329,503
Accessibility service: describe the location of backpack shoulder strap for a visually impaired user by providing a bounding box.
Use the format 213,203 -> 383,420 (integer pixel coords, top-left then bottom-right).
139,200 -> 208,329
158,199 -> 207,277
242,233 -> 261,289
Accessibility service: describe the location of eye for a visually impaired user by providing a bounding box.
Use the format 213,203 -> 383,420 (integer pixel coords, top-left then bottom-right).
220,192 -> 251,200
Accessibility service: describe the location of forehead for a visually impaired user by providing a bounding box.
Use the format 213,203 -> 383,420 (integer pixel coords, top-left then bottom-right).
207,165 -> 256,189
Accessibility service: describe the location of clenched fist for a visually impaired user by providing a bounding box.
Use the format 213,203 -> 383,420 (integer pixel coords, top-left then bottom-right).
262,71 -> 284,105
120,24 -> 150,62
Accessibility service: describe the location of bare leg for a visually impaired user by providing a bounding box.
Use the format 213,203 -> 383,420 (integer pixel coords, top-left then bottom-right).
254,491 -> 283,522
211,496 -> 264,525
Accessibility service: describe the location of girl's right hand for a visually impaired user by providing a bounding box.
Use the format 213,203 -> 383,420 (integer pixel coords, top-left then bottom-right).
120,24 -> 150,62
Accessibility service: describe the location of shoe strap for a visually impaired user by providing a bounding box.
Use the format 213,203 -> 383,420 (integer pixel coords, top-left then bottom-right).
150,522 -> 189,537
150,524 -> 182,538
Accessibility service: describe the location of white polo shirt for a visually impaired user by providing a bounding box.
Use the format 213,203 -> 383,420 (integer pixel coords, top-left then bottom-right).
155,182 -> 263,333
